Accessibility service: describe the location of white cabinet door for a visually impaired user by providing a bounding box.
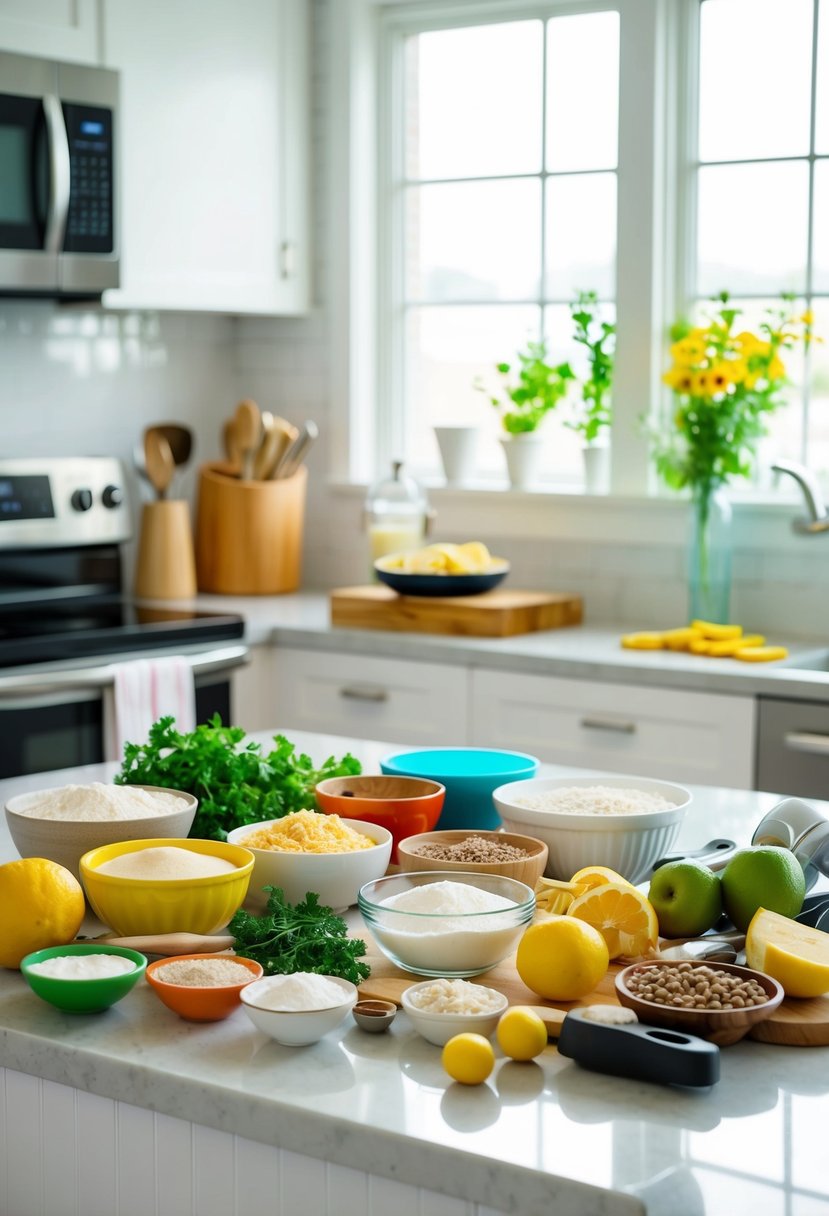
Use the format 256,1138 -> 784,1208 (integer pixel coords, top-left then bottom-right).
0,0 -> 98,63
470,669 -> 756,789
271,648 -> 469,746
231,645 -> 274,732
101,0 -> 310,315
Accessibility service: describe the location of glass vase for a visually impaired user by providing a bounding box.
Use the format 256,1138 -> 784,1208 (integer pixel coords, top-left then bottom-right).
688,485 -> 732,624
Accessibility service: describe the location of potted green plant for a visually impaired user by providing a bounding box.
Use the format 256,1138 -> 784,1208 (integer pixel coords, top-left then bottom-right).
654,291 -> 813,622
476,339 -> 574,488
566,291 -> 615,493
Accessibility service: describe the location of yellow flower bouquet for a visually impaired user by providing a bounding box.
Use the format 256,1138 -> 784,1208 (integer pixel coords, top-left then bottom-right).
654,292 -> 813,622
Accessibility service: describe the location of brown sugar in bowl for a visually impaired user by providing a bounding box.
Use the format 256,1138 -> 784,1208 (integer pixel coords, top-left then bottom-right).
314,775 -> 445,863
396,828 -> 548,886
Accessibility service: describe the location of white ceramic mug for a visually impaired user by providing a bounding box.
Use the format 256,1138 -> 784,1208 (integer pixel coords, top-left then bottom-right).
434,426 -> 479,486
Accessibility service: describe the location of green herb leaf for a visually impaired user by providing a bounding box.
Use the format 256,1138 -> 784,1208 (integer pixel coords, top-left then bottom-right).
230,887 -> 371,985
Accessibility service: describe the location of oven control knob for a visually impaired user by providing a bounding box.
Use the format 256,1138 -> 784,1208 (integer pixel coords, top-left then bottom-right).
71,488 -> 93,512
102,484 -> 123,509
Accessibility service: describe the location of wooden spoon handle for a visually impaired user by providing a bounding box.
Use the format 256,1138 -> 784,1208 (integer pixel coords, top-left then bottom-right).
94,932 -> 235,956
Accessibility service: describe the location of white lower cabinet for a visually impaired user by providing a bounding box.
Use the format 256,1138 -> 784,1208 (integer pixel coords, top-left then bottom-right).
470,669 -> 757,789
231,645 -> 275,733
270,647 -> 468,745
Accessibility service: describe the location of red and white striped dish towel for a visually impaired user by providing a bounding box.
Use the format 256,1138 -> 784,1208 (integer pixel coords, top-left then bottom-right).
103,655 -> 197,762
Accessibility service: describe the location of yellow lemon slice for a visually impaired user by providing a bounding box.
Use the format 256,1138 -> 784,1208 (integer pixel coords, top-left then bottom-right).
734,646 -> 789,663
567,882 -> 659,960
691,620 -> 743,640
621,632 -> 663,650
570,865 -> 636,891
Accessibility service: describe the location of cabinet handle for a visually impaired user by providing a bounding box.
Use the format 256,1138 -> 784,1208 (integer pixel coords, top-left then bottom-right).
280,240 -> 296,279
579,715 -> 637,734
339,685 -> 389,704
784,731 -> 829,756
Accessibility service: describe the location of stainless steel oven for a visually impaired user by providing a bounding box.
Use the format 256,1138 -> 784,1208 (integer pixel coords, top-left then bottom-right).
0,457 -> 247,780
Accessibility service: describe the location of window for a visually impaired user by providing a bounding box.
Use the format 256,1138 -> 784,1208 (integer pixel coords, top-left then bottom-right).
692,0 -> 829,480
381,6 -> 620,487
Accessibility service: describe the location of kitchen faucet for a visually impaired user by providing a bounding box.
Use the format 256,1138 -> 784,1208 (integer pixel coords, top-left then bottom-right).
772,460 -> 829,534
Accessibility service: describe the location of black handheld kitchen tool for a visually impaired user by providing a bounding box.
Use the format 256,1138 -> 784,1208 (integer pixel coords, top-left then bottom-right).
557,1008 -> 720,1088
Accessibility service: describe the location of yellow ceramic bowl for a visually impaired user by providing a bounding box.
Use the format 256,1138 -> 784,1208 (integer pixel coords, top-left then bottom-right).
79,838 -> 254,936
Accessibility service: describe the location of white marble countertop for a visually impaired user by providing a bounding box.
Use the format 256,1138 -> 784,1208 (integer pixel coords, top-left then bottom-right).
154,590 -> 829,702
2,730 -> 829,1216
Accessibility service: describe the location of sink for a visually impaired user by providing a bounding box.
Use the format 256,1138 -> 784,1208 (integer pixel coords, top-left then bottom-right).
776,649 -> 829,672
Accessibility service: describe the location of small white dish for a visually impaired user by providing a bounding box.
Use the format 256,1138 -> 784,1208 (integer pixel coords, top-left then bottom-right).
240,975 -> 358,1046
401,980 -> 507,1047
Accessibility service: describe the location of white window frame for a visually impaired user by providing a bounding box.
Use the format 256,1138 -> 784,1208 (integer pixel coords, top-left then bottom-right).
325,0 -> 808,553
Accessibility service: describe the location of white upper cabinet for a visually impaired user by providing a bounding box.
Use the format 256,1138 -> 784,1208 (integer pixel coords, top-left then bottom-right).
101,0 -> 310,315
0,0 -> 99,64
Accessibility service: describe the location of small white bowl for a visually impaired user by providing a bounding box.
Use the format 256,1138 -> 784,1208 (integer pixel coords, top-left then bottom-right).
493,775 -> 691,885
227,817 -> 392,913
240,975 -> 358,1046
401,980 -> 507,1046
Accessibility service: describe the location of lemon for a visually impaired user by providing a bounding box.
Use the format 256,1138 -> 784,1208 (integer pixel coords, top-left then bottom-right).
0,857 -> 85,969
516,916 -> 609,1001
442,1033 -> 495,1085
567,882 -> 659,960
570,866 -> 636,892
496,1007 -> 547,1061
721,846 -> 805,932
746,907 -> 829,998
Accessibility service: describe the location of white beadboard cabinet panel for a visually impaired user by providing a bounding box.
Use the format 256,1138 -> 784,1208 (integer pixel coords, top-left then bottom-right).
271,647 -> 469,745
102,0 -> 310,315
470,670 -> 756,789
0,1069 -> 510,1216
0,0 -> 98,63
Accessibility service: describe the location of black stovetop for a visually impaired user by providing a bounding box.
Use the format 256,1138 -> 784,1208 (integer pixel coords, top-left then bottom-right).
0,598 -> 244,669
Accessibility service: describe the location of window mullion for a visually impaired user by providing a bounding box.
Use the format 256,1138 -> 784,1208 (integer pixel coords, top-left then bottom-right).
611,0 -> 677,494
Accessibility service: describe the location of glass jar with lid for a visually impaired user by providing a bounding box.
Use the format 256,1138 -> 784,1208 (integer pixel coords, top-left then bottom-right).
364,461 -> 431,569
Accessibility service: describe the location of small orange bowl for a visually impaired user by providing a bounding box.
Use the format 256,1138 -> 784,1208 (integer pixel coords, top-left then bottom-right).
314,775 -> 445,863
145,954 -> 263,1022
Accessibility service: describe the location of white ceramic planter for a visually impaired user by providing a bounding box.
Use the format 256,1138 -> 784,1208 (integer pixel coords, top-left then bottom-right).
433,426 -> 479,486
582,443 -> 610,494
500,434 -> 544,490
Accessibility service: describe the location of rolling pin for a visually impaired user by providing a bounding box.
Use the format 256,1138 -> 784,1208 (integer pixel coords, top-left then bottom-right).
87,932 -> 236,956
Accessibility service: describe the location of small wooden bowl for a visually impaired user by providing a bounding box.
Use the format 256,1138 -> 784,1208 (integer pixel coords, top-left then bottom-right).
616,959 -> 784,1047
396,828 -> 548,886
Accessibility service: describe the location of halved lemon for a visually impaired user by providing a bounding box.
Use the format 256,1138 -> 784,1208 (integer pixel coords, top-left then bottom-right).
567,882 -> 659,960
570,865 -> 636,892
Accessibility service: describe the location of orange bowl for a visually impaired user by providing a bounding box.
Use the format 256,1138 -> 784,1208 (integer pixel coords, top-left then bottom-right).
314,775 -> 445,863
145,954 -> 263,1022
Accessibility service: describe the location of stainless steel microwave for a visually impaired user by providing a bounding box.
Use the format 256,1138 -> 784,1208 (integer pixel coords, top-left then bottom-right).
0,50 -> 118,298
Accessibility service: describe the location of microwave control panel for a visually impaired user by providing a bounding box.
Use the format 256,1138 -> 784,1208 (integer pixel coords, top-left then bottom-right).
63,103 -> 114,255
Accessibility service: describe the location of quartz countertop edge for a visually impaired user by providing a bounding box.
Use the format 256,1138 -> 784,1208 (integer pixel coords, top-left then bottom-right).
162,589 -> 829,701
0,989 -> 641,1216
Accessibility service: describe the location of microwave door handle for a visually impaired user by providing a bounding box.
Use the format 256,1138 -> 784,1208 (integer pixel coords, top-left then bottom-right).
42,95 -> 71,254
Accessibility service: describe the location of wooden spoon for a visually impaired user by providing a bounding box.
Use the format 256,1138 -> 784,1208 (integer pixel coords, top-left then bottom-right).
233,398 -> 262,481
143,428 -> 176,499
254,414 -> 298,480
155,423 -> 193,469
93,932 -> 235,956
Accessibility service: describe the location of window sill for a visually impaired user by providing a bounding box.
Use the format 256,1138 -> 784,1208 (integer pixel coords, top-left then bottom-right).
324,478 -> 807,550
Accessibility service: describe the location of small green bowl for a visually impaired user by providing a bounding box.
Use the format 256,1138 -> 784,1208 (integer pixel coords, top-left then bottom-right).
20,944 -> 147,1013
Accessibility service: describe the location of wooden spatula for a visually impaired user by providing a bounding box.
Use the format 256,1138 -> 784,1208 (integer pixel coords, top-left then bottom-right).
233,398 -> 262,481
144,428 -> 176,499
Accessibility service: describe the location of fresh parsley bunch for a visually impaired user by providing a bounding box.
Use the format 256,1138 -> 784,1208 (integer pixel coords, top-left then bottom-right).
230,887 -> 371,985
115,715 -> 362,840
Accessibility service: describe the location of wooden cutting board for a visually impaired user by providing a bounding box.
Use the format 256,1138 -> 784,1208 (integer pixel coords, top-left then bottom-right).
330,586 -> 583,638
357,946 -> 829,1046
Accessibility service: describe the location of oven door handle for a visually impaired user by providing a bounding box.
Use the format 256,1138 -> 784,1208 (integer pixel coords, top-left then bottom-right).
0,645 -> 249,699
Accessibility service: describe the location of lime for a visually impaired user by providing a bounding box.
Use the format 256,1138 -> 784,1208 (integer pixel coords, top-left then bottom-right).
442,1033 -> 495,1085
721,846 -> 805,932
496,1007 -> 547,1061
647,859 -> 722,939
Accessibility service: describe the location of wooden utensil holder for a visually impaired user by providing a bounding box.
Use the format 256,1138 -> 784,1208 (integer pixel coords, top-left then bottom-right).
195,462 -> 307,594
134,500 -> 198,600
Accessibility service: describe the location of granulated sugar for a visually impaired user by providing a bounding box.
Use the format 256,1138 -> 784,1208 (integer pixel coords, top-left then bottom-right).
248,972 -> 348,1011
19,783 -> 185,822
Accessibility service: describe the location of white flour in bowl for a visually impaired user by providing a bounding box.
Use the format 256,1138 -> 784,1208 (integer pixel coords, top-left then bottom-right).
511,785 -> 674,816
17,783 -> 185,822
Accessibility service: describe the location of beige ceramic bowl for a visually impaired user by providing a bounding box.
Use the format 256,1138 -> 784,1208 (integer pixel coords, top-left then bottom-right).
397,829 -> 548,887
4,784 -> 198,881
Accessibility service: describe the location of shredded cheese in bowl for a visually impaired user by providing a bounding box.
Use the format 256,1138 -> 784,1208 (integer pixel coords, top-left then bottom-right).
239,810 -> 374,854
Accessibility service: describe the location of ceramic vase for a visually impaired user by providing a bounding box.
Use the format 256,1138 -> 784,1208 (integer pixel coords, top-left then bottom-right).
500,434 -> 544,490
433,426 -> 479,486
688,484 -> 732,623
582,444 -> 609,494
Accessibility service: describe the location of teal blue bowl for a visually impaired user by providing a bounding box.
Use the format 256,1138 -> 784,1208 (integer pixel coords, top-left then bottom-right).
380,748 -> 539,830
20,944 -> 147,1014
